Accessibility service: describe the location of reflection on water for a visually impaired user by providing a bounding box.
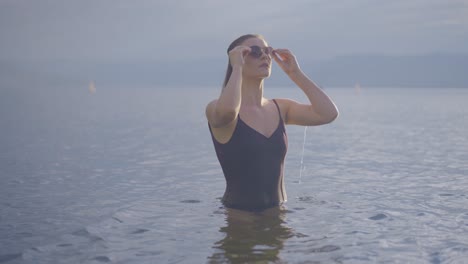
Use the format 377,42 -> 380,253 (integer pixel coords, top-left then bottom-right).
208,207 -> 294,263
2,86 -> 468,262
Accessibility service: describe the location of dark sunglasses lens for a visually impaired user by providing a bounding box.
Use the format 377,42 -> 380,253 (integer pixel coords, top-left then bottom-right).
250,46 -> 262,58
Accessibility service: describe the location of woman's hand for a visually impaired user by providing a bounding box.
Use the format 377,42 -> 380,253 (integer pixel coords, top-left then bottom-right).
273,49 -> 301,75
228,46 -> 251,68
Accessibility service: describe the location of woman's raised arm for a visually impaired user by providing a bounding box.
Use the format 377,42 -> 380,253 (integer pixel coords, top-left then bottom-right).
273,49 -> 339,126
206,46 -> 250,128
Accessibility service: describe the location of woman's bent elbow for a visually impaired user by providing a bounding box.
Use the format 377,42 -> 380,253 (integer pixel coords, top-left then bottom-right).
327,108 -> 339,123
212,108 -> 237,128
321,108 -> 339,124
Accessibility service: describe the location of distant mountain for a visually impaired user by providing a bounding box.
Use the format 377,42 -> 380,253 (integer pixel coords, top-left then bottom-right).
304,53 -> 468,88
1,53 -> 467,89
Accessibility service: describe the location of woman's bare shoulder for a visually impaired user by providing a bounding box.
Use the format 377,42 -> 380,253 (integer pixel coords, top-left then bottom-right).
271,98 -> 294,120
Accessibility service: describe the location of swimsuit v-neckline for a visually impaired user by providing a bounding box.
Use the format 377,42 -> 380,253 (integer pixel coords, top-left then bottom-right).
237,99 -> 283,139
237,117 -> 281,139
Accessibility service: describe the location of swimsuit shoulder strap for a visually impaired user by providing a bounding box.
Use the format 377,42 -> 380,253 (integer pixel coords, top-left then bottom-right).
272,99 -> 283,121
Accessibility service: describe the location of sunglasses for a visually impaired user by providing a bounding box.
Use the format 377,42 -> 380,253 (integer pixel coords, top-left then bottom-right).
249,46 -> 273,58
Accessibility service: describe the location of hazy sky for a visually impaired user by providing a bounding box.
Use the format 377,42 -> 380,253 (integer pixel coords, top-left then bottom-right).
1,0 -> 468,62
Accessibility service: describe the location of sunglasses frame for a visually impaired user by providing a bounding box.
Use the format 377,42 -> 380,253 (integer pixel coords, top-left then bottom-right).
249,45 -> 273,59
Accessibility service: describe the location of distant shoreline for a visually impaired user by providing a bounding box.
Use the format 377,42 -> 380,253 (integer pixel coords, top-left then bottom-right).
2,53 -> 467,89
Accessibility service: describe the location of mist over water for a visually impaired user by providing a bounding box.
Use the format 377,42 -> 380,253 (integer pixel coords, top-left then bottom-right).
1,84 -> 468,263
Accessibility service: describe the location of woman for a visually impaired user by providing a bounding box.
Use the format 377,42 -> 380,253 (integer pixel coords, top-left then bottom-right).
206,34 -> 338,211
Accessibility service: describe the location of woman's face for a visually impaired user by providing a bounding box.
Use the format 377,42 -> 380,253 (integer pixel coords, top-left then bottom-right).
241,37 -> 272,79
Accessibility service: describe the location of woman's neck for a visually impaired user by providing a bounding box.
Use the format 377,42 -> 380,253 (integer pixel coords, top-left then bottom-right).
241,78 -> 264,107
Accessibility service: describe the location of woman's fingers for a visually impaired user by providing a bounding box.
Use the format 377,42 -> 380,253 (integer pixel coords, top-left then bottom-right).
272,48 -> 300,74
229,45 -> 251,67
273,49 -> 291,64
272,51 -> 284,62
273,49 -> 294,60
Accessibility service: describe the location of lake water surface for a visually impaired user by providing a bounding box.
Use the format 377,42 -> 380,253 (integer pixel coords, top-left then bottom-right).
1,85 -> 467,263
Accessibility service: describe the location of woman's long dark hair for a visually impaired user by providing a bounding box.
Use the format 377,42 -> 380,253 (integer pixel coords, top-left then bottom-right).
222,34 -> 264,88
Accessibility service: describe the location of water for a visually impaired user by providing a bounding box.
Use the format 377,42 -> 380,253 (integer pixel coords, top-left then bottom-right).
1,84 -> 468,263
298,126 -> 307,184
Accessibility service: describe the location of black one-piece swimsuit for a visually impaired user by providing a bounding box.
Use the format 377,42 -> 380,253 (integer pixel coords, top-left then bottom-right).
209,99 -> 288,211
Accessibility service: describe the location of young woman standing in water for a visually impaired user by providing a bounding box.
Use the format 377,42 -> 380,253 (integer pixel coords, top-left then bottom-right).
206,34 -> 338,211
